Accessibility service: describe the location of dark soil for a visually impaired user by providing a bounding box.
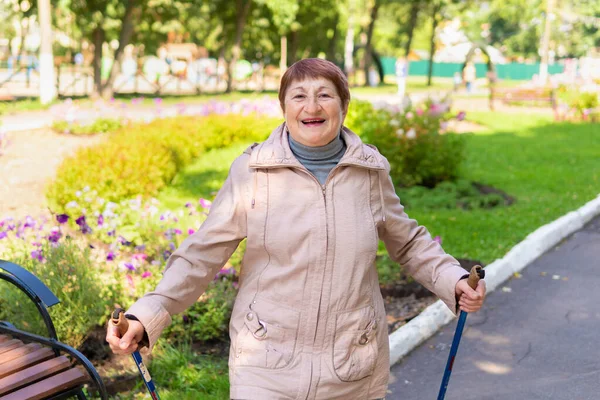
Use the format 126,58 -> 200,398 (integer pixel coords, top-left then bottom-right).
472,181 -> 516,206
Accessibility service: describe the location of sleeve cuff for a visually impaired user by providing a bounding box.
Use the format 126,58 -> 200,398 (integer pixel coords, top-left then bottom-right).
126,295 -> 172,352
436,265 -> 470,316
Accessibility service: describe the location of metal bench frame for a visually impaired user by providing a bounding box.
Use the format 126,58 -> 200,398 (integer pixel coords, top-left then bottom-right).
0,260 -> 108,399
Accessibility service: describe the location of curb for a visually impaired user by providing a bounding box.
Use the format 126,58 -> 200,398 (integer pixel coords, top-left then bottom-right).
388,193 -> 600,366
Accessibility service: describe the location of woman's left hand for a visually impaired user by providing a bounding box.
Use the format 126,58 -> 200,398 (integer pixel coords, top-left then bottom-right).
455,279 -> 486,313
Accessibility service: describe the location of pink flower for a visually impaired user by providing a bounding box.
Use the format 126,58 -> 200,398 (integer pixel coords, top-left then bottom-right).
142,271 -> 152,278
416,109 -> 424,116
188,228 -> 195,235
199,198 -> 212,209
132,253 -> 147,261
456,111 -> 466,121
126,275 -> 135,288
433,235 -> 442,244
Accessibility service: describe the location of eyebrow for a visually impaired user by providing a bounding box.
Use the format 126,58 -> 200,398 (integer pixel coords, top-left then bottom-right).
289,85 -> 334,93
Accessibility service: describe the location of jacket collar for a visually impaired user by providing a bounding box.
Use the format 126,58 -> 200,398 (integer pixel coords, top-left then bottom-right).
248,122 -> 385,170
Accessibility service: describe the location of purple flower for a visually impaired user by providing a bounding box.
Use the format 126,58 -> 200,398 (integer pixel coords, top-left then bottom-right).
142,271 -> 152,278
162,250 -> 172,260
0,232 -> 7,239
169,242 -> 176,251
174,229 -> 182,235
185,202 -> 193,208
48,231 -> 62,243
31,250 -> 43,261
97,214 -> 104,226
23,216 -> 36,228
107,230 -> 115,237
106,252 -> 115,261
232,282 -> 239,289
433,235 -> 442,244
75,215 -> 86,226
188,229 -> 195,235
124,263 -> 136,271
118,236 -> 132,246
456,111 -> 466,121
80,224 -> 92,234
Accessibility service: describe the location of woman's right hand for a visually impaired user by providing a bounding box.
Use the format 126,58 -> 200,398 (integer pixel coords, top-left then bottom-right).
106,319 -> 145,355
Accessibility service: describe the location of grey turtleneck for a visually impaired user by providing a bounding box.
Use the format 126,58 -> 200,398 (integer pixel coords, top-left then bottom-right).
288,132 -> 347,185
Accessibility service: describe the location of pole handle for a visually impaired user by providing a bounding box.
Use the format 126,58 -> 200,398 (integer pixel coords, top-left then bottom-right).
111,308 -> 129,337
467,265 -> 485,290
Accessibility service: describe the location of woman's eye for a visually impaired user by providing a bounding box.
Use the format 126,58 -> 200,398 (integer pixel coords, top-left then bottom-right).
293,95 -> 305,99
319,93 -> 331,98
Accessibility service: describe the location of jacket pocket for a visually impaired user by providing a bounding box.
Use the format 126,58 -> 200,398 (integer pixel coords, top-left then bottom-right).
234,297 -> 300,369
333,305 -> 378,382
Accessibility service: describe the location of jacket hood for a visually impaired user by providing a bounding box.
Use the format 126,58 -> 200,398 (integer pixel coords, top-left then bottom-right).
248,122 -> 386,171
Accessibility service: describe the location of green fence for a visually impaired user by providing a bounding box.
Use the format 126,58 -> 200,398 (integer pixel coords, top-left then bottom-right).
380,57 -> 564,81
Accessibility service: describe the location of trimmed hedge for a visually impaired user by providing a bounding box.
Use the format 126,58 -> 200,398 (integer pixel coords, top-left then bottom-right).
47,114 -> 282,211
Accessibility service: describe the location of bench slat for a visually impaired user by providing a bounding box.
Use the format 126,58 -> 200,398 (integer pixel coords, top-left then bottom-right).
0,367 -> 87,400
0,340 -> 23,355
0,347 -> 55,379
0,336 -> 10,344
0,343 -> 41,366
0,355 -> 69,396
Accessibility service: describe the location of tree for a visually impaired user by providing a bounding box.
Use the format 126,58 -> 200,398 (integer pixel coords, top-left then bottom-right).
38,0 -> 56,104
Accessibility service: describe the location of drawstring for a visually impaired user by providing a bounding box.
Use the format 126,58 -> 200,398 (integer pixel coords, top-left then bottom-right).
252,170 -> 258,209
377,172 -> 386,223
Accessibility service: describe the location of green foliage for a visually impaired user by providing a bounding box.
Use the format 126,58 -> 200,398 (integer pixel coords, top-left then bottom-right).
143,341 -> 229,400
557,86 -> 600,121
51,118 -> 123,135
47,114 -> 281,212
164,277 -> 238,343
0,240 -> 120,348
346,100 -> 466,188
398,179 -> 507,210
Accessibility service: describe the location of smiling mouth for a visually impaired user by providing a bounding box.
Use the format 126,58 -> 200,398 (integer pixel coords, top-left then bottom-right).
302,119 -> 326,126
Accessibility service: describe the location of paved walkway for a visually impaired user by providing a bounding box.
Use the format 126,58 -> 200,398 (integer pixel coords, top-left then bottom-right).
388,214 -> 600,400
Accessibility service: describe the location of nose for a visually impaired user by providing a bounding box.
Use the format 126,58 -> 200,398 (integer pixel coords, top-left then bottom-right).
304,96 -> 321,113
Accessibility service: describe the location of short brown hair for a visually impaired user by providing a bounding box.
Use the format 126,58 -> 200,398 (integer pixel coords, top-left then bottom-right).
279,58 -> 350,113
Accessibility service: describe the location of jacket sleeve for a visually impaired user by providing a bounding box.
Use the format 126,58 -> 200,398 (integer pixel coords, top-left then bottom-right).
376,167 -> 465,315
126,155 -> 249,350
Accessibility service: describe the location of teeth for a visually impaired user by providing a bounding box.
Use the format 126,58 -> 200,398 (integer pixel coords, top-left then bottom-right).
303,119 -> 324,123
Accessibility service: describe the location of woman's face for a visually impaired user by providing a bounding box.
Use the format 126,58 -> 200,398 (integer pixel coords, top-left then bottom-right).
283,78 -> 346,147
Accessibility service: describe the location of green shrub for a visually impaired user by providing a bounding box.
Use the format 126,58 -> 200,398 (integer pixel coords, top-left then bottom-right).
47,114 -> 281,212
52,118 -> 123,135
0,240 -> 121,348
164,277 -> 237,343
346,100 -> 466,188
398,179 -> 508,210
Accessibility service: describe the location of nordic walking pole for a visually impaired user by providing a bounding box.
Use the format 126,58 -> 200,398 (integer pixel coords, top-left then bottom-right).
111,308 -> 161,400
437,265 -> 485,400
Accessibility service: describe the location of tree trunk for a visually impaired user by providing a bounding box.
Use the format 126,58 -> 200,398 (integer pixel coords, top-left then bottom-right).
226,0 -> 252,93
37,0 -> 56,104
280,35 -> 287,73
344,13 -> 355,78
289,30 -> 299,64
92,26 -> 105,96
404,0 -> 421,58
427,2 -> 441,87
362,0 -> 379,87
100,0 -> 139,99
326,11 -> 340,61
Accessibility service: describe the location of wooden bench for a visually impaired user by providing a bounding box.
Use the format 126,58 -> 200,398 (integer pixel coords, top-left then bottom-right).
0,260 -> 108,399
492,87 -> 558,118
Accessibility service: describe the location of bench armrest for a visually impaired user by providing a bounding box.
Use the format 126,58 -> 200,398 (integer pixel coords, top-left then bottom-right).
0,260 -> 60,307
0,259 -> 60,340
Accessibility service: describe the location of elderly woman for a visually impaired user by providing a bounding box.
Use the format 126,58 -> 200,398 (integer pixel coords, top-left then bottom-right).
107,58 -> 486,399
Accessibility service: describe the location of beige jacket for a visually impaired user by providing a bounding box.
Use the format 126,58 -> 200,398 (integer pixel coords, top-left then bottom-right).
127,123 -> 466,400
